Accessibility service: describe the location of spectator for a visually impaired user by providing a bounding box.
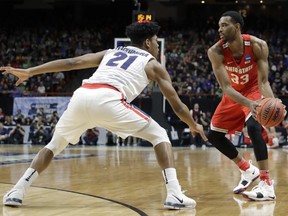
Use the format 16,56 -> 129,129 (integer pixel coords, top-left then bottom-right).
188,103 -> 209,147
37,82 -> 46,94
3,115 -> 16,126
0,108 -> 5,122
49,111 -> 60,125
0,122 -> 9,144
106,131 -> 116,146
32,125 -> 49,145
82,127 -> 99,145
7,123 -> 25,144
28,117 -> 42,143
14,109 -> 25,124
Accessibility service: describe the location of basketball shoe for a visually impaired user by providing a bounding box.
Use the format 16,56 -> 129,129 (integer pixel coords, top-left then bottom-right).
164,192 -> 196,209
3,188 -> 24,206
233,160 -> 260,194
242,180 -> 276,201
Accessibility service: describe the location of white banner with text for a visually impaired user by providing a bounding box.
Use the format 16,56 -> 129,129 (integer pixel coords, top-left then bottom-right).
13,97 -> 71,118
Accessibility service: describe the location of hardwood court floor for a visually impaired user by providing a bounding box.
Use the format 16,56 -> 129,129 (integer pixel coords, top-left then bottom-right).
0,144 -> 287,216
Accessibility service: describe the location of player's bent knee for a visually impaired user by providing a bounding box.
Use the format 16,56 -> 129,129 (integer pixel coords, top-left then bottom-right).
134,120 -> 170,147
45,132 -> 69,156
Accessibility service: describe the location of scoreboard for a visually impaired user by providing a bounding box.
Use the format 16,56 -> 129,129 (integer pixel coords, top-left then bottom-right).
132,10 -> 155,22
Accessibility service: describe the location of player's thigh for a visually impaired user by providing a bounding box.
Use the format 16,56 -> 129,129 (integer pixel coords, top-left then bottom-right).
95,100 -> 151,139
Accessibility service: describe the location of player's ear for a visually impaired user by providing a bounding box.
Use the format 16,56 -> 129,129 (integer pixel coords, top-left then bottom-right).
144,38 -> 151,49
235,23 -> 241,31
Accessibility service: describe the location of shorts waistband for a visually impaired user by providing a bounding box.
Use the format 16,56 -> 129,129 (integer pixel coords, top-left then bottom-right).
81,83 -> 119,92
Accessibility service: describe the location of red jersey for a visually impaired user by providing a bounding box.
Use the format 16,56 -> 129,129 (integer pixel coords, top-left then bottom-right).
220,34 -> 258,92
211,34 -> 262,134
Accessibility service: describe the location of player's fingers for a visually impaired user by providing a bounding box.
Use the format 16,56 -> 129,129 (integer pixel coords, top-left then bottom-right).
15,79 -> 22,86
199,130 -> 208,142
2,71 -> 11,75
0,66 -> 12,71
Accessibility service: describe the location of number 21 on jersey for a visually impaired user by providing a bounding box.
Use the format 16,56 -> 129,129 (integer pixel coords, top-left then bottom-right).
106,52 -> 138,70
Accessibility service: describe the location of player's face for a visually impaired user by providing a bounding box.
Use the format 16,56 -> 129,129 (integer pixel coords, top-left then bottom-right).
218,16 -> 238,42
147,35 -> 159,58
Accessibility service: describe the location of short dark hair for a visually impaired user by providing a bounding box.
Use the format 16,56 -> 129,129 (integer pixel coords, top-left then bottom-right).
125,22 -> 160,46
222,11 -> 244,29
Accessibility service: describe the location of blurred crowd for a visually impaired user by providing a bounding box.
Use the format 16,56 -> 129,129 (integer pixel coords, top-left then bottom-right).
0,16 -> 288,97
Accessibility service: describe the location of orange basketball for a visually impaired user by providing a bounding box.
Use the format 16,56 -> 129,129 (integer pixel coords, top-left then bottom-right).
256,98 -> 285,128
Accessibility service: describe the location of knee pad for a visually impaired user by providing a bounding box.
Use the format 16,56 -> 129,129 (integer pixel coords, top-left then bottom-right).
133,119 -> 170,147
246,117 -> 268,161
246,117 -> 262,136
45,131 -> 69,156
207,130 -> 238,160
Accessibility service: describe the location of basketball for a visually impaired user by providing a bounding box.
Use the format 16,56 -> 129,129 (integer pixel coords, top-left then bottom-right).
256,98 -> 286,128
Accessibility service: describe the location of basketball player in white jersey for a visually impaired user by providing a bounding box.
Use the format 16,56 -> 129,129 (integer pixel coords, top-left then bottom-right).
1,22 -> 207,209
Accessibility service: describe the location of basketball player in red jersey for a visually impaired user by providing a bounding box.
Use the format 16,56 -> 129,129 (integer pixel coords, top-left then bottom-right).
207,11 -> 281,201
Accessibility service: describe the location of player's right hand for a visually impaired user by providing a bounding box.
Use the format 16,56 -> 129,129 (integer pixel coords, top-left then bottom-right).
0,66 -> 30,86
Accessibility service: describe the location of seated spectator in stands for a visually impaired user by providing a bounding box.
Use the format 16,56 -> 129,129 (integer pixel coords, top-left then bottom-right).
24,117 -> 32,125
82,127 -> 99,145
32,125 -> 49,145
7,123 -> 25,144
0,122 -> 9,144
14,109 -> 25,124
37,82 -> 46,94
36,108 -> 48,125
37,108 -> 46,119
0,108 -> 5,122
4,115 -> 16,126
49,111 -> 60,125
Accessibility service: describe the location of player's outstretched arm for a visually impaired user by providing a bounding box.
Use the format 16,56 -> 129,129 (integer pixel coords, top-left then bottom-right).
1,50 -> 107,86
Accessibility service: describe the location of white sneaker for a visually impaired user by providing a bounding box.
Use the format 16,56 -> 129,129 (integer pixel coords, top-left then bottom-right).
164,192 -> 196,209
3,189 -> 24,207
233,160 -> 260,194
242,180 -> 276,201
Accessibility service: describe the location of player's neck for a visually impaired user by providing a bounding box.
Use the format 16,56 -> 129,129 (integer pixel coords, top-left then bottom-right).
228,35 -> 244,54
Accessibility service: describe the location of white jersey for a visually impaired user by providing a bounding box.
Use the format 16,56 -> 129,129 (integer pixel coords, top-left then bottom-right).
83,46 -> 154,102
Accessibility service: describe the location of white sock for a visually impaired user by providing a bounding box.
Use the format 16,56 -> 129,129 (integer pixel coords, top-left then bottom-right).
14,168 -> 39,193
162,168 -> 181,195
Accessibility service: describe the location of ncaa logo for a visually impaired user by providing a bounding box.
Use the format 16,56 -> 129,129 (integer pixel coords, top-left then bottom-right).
245,55 -> 251,64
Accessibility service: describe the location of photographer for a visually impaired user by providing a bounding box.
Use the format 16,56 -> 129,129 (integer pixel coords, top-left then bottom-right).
28,117 -> 42,143
190,103 -> 209,147
32,125 -> 49,145
7,123 -> 25,144
82,127 -> 99,145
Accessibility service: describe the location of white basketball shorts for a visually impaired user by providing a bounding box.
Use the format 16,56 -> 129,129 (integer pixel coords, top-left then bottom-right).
55,85 -> 169,146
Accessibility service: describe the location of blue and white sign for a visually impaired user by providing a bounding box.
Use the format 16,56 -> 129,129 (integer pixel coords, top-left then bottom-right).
13,97 -> 71,118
